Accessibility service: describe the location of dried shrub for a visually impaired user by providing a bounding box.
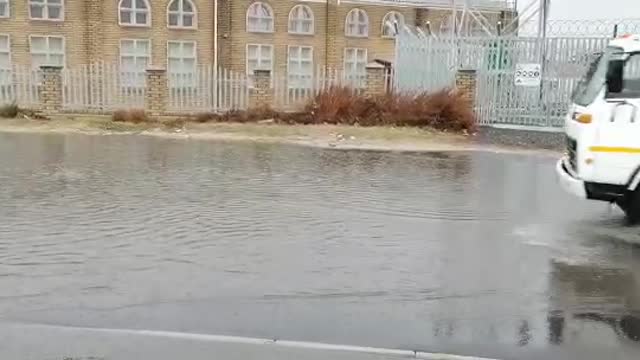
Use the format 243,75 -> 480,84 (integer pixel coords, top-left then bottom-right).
194,112 -> 219,123
301,87 -> 476,132
0,102 -> 19,118
163,118 -> 186,129
148,89 -> 475,133
112,109 -> 151,124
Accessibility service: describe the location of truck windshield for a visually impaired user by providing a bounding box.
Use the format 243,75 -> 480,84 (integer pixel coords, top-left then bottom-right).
573,47 -> 640,105
572,47 -> 619,106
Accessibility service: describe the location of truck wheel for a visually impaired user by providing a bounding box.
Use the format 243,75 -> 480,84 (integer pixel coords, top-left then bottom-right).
618,190 -> 640,223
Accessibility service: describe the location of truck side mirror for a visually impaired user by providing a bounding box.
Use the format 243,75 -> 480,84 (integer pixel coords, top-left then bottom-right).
606,59 -> 624,93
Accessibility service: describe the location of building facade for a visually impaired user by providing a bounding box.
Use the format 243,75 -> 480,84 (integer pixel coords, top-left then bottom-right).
0,0 -> 515,80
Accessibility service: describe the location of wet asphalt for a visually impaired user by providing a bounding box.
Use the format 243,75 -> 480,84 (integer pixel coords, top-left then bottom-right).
0,131 -> 639,360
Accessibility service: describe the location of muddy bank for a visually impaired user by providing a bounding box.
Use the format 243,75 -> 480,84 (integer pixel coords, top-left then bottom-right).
0,116 -> 561,155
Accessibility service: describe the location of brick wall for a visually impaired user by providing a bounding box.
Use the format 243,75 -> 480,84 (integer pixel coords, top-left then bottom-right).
0,0 -> 511,72
1,0 -> 89,67
0,0 -> 216,68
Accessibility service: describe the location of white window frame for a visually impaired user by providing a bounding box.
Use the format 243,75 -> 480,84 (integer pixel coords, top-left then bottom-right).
287,45 -> 313,90
29,0 -> 64,21
167,40 -> 197,88
29,35 -> 65,69
118,0 -> 151,27
0,34 -> 9,68
345,8 -> 369,38
381,11 -> 404,38
0,34 -> 10,86
167,0 -> 197,29
246,2 -> 274,33
343,47 -> 367,88
246,43 -> 273,87
0,0 -> 9,18
288,5 -> 314,35
119,38 -> 151,88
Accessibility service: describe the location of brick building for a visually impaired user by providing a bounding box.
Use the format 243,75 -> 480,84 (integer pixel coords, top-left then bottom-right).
0,0 -> 515,81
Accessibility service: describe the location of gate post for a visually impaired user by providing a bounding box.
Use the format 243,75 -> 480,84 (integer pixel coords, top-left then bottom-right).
39,65 -> 64,114
145,66 -> 168,116
250,69 -> 273,109
364,63 -> 386,97
455,69 -> 477,107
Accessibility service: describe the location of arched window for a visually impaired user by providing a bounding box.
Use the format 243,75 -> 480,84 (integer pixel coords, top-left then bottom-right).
119,0 -> 150,27
288,5 -> 314,35
246,2 -> 274,33
345,8 -> 368,37
168,0 -> 197,29
382,11 -> 404,38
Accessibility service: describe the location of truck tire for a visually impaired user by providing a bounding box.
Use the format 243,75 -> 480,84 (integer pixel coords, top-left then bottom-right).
618,190 -> 640,223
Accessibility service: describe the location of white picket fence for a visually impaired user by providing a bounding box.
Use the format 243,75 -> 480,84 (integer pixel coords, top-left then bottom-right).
273,67 -> 392,111
62,62 -> 146,112
61,62 -> 250,113
4,63 -> 390,114
168,65 -> 250,113
0,66 -> 40,107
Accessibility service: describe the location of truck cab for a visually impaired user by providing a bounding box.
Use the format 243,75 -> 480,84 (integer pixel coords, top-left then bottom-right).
557,34 -> 640,221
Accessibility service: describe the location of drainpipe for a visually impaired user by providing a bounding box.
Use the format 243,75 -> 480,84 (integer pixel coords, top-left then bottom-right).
214,0 -> 218,71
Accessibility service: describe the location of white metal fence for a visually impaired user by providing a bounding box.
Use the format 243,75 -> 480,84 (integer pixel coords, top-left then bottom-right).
168,65 -> 250,113
0,66 -> 40,107
61,63 -> 250,113
394,30 -> 611,128
273,67 -> 391,111
62,62 -> 145,112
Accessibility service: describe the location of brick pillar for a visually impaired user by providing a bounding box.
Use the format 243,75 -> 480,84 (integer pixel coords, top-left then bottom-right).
364,63 -> 386,97
39,65 -> 63,113
325,0 -> 340,69
145,66 -> 168,116
250,69 -> 273,108
455,69 -> 477,106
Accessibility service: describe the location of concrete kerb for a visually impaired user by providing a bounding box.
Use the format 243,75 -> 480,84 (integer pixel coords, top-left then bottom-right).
17,324 -> 501,360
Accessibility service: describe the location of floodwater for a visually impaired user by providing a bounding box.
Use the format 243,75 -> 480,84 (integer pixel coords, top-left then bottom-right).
0,132 -> 639,360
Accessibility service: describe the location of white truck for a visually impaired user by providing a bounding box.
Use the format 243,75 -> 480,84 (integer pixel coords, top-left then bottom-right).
557,34 -> 640,221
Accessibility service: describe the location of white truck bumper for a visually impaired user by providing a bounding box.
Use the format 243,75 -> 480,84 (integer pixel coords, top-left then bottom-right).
556,157 -> 587,199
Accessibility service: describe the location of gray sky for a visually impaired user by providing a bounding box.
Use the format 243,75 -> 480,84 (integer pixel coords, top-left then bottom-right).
522,0 -> 640,20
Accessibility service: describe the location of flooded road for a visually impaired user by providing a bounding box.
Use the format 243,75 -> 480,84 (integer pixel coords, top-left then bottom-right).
1,132 -> 639,360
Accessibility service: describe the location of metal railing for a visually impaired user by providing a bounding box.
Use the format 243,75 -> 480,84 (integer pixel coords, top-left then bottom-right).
394,28 -> 612,128
168,65 -> 250,113
0,66 -> 40,107
273,67 -> 372,111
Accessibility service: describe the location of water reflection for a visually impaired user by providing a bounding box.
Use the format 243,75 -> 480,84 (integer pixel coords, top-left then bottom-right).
548,256 -> 640,344
0,132 -> 639,359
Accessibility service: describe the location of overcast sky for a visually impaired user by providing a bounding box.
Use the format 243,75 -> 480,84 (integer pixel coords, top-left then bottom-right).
520,0 -> 640,20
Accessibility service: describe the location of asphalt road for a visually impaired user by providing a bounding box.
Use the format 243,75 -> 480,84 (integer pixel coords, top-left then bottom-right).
0,132 -> 639,360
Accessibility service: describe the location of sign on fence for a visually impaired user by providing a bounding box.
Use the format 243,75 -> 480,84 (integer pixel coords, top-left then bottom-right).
514,63 -> 542,87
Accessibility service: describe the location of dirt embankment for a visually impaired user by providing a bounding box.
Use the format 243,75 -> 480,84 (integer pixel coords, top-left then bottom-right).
0,115 -> 560,156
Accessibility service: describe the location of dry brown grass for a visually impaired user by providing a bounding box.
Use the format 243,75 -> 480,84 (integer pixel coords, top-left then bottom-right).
109,88 -> 476,133
298,87 -> 476,131
112,109 -> 151,124
0,103 -> 19,118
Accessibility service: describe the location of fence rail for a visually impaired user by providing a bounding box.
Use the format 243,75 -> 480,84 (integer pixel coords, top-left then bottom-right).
62,62 -> 145,112
60,63 -> 251,113
168,66 -> 250,113
0,66 -> 40,107
273,67 -> 374,111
